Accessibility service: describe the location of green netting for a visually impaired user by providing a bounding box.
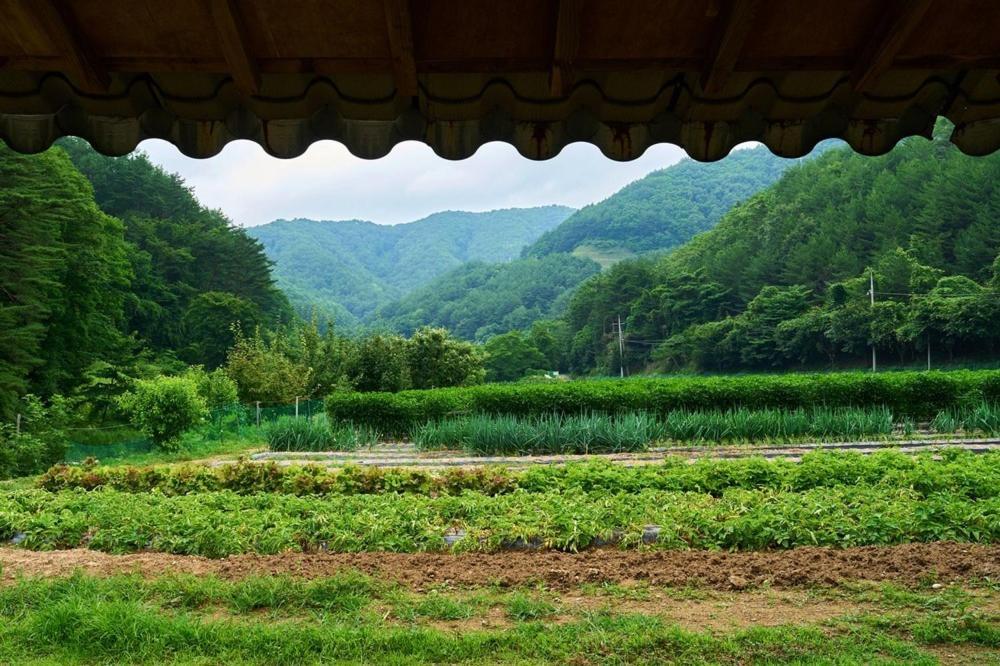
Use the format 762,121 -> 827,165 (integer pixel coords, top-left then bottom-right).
61,399 -> 328,460
64,438 -> 155,463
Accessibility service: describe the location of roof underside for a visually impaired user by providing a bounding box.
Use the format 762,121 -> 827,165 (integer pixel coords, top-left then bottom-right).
2,0 -> 1000,161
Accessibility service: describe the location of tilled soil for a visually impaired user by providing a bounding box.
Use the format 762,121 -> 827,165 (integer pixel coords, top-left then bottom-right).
2,542 -> 997,591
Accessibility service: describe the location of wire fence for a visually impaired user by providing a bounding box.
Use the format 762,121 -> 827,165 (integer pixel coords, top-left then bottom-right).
61,398 -> 327,462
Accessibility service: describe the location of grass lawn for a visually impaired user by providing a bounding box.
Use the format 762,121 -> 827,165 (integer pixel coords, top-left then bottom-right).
0,572 -> 995,664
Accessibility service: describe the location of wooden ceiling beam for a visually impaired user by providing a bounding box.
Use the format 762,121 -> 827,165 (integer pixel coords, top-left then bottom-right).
383,0 -> 418,98
701,0 -> 758,95
550,0 -> 582,97
209,0 -> 260,95
18,1 -> 109,93
851,0 -> 935,93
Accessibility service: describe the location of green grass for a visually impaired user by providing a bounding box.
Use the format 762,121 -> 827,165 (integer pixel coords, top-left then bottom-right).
0,573 -> 995,665
932,403 -> 1000,436
571,243 -> 636,268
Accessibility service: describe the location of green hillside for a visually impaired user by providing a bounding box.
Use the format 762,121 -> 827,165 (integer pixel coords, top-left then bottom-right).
374,144 -> 815,340
249,206 -> 574,325
374,254 -> 601,340
560,127 -> 1000,374
524,144 -> 799,258
0,141 -> 290,416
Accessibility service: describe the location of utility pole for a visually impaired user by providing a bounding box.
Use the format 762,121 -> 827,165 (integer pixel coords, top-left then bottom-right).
868,269 -> 877,373
616,315 -> 625,378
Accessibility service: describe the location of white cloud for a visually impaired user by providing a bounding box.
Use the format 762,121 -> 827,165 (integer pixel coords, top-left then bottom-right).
139,138 -> 689,226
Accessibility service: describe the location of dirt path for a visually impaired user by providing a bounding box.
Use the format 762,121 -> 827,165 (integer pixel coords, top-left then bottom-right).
3,542 -> 997,590
234,438 -> 1000,469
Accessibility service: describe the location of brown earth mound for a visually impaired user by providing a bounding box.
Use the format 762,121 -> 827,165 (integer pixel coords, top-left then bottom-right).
2,542 -> 997,590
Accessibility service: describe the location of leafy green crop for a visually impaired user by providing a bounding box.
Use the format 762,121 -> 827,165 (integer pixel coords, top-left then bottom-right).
38,450 -> 1000,500
263,415 -> 378,452
4,480 -> 998,557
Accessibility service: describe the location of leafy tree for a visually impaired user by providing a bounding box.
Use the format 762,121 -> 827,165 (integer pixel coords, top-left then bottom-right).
224,328 -> 313,403
117,376 -> 207,449
483,332 -> 547,382
348,334 -> 410,392
184,366 -> 239,409
405,327 -> 485,389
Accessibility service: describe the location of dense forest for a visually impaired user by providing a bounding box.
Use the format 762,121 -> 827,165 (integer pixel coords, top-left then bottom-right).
0,141 -> 290,418
558,127 -> 1000,375
373,254 -> 601,340
249,206 -> 574,327
524,144 -> 805,259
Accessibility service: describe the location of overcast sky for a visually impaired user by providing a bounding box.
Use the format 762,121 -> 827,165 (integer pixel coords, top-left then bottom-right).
139,139 -> 691,227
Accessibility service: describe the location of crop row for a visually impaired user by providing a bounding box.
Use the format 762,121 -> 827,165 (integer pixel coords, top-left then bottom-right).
2,485 -> 996,557
325,370 -> 1000,437
412,407 -> 899,454
39,450 -> 1000,499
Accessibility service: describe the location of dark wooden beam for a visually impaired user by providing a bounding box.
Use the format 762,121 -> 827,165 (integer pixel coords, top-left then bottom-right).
18,1 -> 109,93
851,0 -> 935,92
209,0 -> 260,95
701,0 -> 758,95
383,0 -> 418,98
550,0 -> 582,97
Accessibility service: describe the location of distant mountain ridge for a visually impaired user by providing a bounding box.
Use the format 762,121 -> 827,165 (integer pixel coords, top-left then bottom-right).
248,206 -> 575,326
524,145 -> 807,261
375,145 -> 817,340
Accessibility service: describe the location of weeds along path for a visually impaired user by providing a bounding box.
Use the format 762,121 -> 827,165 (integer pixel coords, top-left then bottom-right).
238,437 -> 1000,469
3,542 -> 998,590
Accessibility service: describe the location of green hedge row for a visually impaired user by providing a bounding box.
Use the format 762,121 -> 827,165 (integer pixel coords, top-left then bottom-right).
326,370 -> 1000,437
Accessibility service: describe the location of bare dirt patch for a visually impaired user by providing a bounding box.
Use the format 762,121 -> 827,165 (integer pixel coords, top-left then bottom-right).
562,589 -> 867,632
2,542 -> 998,591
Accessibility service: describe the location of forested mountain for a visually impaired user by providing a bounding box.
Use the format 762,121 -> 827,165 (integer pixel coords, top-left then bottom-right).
0,141 -> 290,418
524,145 -> 800,261
249,206 -> 574,325
561,127 -> 1000,375
60,140 -> 292,368
374,254 -> 601,340
372,145 -> 820,340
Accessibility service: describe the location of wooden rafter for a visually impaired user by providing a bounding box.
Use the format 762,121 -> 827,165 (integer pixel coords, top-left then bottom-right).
209,0 -> 260,95
550,0 -> 582,97
701,0 -> 758,95
383,0 -> 418,98
851,0 -> 935,93
18,0 -> 108,93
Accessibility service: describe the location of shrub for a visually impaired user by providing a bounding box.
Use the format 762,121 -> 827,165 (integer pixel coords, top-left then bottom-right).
263,415 -> 377,452
0,428 -> 64,479
327,370 -> 1000,438
185,367 -> 239,409
117,375 -> 207,449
